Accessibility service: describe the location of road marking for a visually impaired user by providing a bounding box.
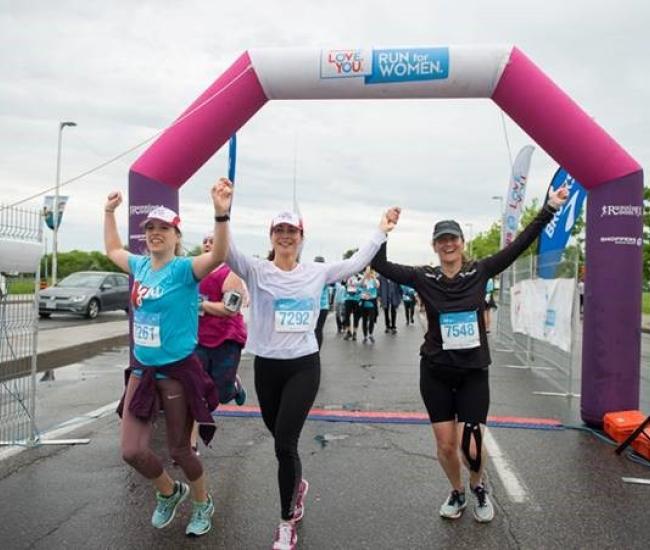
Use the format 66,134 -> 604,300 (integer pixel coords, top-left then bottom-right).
484,429 -> 530,503
494,364 -> 555,371
0,400 -> 119,461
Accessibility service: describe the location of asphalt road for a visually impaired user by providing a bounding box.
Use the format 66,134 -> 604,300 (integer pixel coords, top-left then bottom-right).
0,312 -> 648,549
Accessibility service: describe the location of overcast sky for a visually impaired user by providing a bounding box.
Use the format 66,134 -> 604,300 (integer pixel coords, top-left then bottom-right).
1,0 -> 648,265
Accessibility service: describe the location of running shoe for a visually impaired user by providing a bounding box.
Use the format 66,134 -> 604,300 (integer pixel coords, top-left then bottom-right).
471,484 -> 495,523
439,489 -> 467,519
185,494 -> 215,536
233,374 -> 247,406
352,332 -> 357,341
292,479 -> 309,523
368,335 -> 375,343
272,521 -> 297,550
152,480 -> 189,529
343,332 -> 352,341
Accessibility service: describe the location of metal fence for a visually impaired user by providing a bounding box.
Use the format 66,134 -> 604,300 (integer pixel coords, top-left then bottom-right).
0,204 -> 42,447
495,250 -> 581,398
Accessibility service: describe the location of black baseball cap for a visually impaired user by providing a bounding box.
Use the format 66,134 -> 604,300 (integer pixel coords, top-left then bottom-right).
432,220 -> 464,241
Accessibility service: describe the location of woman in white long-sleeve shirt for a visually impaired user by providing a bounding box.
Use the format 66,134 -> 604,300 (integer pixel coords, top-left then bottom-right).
212,177 -> 399,550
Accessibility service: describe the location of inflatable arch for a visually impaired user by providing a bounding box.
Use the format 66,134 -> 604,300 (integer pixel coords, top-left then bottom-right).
128,45 -> 643,426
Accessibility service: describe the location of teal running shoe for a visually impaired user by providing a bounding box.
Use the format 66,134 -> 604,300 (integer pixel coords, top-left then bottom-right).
471,484 -> 495,523
151,480 -> 189,529
185,494 -> 215,537
439,489 -> 467,519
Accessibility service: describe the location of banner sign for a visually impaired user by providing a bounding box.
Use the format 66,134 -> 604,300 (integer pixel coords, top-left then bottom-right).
537,168 -> 587,278
501,145 -> 535,248
43,195 -> 69,231
510,278 -> 575,352
365,48 -> 449,85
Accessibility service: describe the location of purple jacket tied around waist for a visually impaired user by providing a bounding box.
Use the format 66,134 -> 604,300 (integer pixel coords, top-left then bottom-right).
116,353 -> 219,446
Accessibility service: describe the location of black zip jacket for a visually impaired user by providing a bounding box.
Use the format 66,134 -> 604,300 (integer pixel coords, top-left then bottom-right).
371,205 -> 556,369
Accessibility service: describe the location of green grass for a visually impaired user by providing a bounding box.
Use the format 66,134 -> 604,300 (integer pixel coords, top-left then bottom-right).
6,278 -> 38,294
643,292 -> 650,315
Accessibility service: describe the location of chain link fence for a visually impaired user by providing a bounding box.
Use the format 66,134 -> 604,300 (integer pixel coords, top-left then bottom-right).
0,204 -> 43,447
495,250 -> 581,398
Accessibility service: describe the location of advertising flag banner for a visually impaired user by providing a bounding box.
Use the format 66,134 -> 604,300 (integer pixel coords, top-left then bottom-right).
537,168 -> 587,278
43,195 -> 69,231
228,134 -> 237,183
501,145 -> 535,248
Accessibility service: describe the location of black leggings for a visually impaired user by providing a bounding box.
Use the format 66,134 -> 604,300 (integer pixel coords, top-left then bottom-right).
361,301 -> 377,337
315,309 -> 328,349
344,300 -> 361,331
404,301 -> 415,323
254,353 -> 320,521
383,305 -> 397,329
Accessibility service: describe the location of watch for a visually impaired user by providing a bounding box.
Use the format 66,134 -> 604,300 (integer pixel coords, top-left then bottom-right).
214,214 -> 230,223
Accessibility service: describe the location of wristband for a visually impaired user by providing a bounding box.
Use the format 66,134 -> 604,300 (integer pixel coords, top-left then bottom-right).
214,214 -> 230,223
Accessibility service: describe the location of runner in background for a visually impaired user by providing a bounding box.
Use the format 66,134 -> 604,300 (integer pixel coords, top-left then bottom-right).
342,272 -> 362,341
483,278 -> 497,334
378,274 -> 402,334
401,284 -> 416,326
360,267 -> 379,343
333,280 -> 347,334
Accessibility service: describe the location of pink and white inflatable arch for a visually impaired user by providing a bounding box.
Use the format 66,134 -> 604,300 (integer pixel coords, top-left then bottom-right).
128,46 -> 643,426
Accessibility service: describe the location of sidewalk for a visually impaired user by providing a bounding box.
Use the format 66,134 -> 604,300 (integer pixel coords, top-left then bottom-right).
36,319 -> 128,373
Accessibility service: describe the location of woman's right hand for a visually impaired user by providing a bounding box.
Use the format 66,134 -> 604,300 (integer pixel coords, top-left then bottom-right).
380,206 -> 401,233
105,191 -> 123,213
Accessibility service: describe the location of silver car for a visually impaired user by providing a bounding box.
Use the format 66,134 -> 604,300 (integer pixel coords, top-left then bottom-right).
39,271 -> 129,319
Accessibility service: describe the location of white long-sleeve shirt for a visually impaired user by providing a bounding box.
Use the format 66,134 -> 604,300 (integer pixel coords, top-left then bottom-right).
227,228 -> 386,359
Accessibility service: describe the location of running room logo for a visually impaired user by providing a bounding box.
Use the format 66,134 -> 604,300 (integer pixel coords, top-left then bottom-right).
131,281 -> 163,308
320,49 -> 372,78
129,203 -> 164,216
600,205 -> 642,217
365,47 -> 449,85
599,236 -> 643,246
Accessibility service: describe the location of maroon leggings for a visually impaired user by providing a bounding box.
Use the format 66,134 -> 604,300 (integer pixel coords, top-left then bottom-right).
120,374 -> 203,481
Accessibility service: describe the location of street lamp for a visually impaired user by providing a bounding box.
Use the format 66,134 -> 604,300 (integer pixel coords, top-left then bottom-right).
465,222 -> 474,257
491,195 -> 504,216
52,121 -> 76,286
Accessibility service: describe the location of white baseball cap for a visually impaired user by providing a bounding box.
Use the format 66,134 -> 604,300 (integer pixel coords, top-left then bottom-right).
139,206 -> 181,229
270,211 -> 303,232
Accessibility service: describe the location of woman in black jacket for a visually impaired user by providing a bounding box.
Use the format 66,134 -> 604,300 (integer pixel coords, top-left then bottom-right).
371,186 -> 568,523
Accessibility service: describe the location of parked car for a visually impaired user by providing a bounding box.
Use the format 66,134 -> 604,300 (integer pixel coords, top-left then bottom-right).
39,271 -> 129,319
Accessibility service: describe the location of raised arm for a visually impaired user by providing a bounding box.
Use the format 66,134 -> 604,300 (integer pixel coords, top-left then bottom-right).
323,207 -> 400,284
482,185 -> 569,277
192,178 -> 233,280
104,191 -> 129,273
371,241 -> 418,286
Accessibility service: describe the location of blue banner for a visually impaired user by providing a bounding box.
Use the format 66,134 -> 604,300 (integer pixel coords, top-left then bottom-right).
227,134 -> 237,183
537,168 -> 587,278
365,47 -> 449,85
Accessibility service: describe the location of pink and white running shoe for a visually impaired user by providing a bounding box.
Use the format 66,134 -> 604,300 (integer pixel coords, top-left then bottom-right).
292,479 -> 309,523
272,521 -> 297,550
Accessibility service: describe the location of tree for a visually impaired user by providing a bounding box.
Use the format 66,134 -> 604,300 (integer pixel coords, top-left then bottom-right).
469,222 -> 501,260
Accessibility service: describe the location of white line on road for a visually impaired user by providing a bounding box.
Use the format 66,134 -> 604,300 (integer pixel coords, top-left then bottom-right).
0,400 -> 119,462
484,429 -> 531,504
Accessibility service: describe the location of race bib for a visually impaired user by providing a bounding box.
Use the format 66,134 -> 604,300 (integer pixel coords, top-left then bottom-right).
134,311 -> 161,347
439,311 -> 480,350
274,298 -> 314,332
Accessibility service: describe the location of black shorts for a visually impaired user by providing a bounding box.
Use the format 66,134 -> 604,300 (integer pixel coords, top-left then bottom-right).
419,358 -> 489,424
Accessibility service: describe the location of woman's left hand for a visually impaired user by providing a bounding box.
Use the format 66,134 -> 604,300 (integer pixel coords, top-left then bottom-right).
547,184 -> 569,209
212,177 -> 233,215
